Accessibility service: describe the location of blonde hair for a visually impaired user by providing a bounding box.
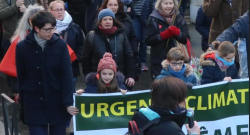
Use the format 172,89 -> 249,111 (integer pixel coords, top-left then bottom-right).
155,0 -> 178,11
11,4 -> 44,43
49,0 -> 65,10
218,41 -> 236,57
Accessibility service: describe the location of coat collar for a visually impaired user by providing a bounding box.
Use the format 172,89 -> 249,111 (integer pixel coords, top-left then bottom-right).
25,29 -> 61,45
149,9 -> 166,22
199,51 -> 217,67
161,60 -> 193,77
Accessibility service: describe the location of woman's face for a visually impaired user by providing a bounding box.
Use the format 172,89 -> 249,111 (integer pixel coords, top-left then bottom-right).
161,0 -> 175,14
100,16 -> 114,29
107,0 -> 119,14
222,53 -> 235,62
169,60 -> 184,71
100,69 -> 115,84
50,3 -> 65,21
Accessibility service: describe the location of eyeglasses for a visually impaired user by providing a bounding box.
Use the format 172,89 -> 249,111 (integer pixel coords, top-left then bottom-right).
52,9 -> 65,12
170,62 -> 184,67
41,27 -> 56,33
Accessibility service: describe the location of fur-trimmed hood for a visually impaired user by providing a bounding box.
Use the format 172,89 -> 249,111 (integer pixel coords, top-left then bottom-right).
161,60 -> 193,77
85,71 -> 125,85
199,51 -> 217,67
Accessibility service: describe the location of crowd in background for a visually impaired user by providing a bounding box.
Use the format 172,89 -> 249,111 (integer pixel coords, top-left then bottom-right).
0,0 -> 249,134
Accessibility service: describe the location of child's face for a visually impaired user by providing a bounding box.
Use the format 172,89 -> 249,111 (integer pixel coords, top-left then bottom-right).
169,60 -> 184,71
222,53 -> 235,62
100,69 -> 115,84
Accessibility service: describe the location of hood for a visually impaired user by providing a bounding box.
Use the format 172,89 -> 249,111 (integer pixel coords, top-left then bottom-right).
85,71 -> 125,85
138,106 -> 187,128
199,51 -> 217,67
161,60 -> 193,77
25,29 -> 61,45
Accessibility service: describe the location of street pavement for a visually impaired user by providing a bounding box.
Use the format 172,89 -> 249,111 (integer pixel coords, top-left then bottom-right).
0,23 -> 203,135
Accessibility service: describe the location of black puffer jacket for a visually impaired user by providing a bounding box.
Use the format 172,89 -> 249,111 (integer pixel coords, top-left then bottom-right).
60,22 -> 84,77
82,26 -> 136,79
145,9 -> 190,79
115,12 -> 138,53
132,106 -> 187,135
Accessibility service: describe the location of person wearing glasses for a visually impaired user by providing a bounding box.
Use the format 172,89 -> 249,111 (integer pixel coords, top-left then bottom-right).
155,47 -> 197,88
49,0 -> 84,92
15,11 -> 79,135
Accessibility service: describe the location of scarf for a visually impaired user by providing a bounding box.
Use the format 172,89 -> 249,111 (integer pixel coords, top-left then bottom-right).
158,8 -> 176,25
215,53 -> 235,71
169,64 -> 186,78
99,25 -> 118,36
56,11 -> 72,33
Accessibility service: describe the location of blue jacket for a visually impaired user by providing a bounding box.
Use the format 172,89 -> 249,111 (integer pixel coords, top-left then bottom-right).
16,30 -> 73,125
155,60 -> 197,85
195,6 -> 212,52
216,11 -> 249,70
84,72 -> 127,93
199,51 -> 239,85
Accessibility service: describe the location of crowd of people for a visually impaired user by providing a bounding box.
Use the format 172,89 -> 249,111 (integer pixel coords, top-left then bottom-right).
0,0 -> 249,134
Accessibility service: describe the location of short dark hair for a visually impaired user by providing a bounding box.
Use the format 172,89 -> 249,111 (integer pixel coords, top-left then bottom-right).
31,10 -> 56,30
151,77 -> 187,111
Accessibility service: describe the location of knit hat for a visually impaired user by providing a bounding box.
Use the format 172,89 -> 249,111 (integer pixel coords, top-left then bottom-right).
97,53 -> 117,73
98,8 -> 115,21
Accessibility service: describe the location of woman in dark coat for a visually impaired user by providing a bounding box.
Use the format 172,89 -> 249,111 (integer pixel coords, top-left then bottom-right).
82,9 -> 137,88
195,6 -> 212,52
145,0 -> 190,79
49,0 -> 84,91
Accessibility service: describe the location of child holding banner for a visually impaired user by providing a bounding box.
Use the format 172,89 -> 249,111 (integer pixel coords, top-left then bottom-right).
200,41 -> 239,84
77,53 -> 127,94
155,47 -> 197,88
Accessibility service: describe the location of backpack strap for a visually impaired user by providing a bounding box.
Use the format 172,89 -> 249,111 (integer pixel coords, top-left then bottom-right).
63,30 -> 68,43
128,121 -> 140,134
88,31 -> 95,45
8,0 -> 11,6
139,118 -> 161,132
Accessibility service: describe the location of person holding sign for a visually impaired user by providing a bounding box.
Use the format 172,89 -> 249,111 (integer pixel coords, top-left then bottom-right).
200,41 -> 239,84
155,47 -> 197,88
77,52 -> 127,95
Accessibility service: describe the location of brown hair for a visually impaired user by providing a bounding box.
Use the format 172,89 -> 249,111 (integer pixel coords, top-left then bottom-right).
218,41 -> 235,57
167,47 -> 186,62
151,77 -> 187,111
98,0 -> 125,14
49,0 -> 65,10
98,73 -> 119,93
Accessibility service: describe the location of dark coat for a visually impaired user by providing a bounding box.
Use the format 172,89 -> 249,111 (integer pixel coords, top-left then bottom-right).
0,0 -> 36,40
145,9 -> 189,79
195,6 -> 212,52
84,72 -> 127,93
155,60 -> 197,85
202,0 -> 249,44
16,30 -> 73,125
82,26 -> 136,79
123,3 -> 136,19
199,51 -> 239,85
115,12 -> 138,53
84,0 -> 103,33
132,106 -> 187,135
216,11 -> 249,70
60,22 -> 84,77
